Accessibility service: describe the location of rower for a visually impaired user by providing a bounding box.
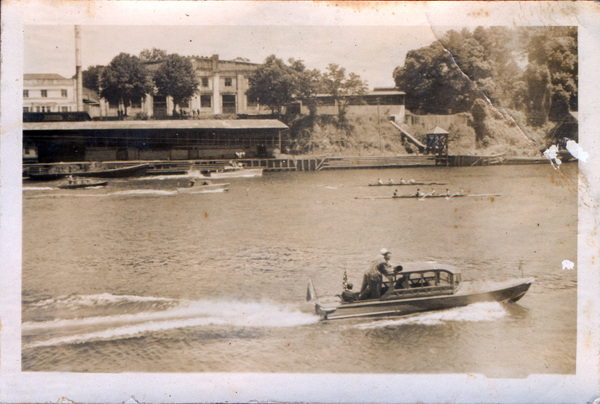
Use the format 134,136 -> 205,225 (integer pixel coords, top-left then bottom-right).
415,188 -> 423,197
377,178 -> 383,185
400,178 -> 406,185
393,189 -> 398,197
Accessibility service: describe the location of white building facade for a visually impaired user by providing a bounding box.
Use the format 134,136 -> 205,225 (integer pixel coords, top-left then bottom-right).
23,74 -> 78,113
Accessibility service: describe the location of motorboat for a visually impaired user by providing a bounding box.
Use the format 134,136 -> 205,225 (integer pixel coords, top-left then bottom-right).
57,177 -> 108,189
307,262 -> 534,320
177,179 -> 229,194
205,165 -> 263,179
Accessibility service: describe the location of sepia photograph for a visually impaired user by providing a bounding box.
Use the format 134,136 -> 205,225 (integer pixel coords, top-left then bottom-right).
1,1 -> 599,403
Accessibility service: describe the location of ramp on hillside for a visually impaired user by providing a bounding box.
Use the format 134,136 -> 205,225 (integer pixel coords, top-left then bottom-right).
389,121 -> 427,152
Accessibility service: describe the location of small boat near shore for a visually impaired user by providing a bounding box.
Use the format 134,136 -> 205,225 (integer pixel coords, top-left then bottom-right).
177,180 -> 229,194
57,177 -> 108,189
28,163 -> 149,181
307,262 -> 534,320
201,166 -> 263,179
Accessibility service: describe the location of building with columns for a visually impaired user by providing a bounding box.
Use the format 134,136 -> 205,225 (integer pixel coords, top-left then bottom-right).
99,54 -> 263,118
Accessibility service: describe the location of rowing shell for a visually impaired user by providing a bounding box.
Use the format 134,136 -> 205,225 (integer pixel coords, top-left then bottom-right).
355,194 -> 501,199
368,182 -> 447,186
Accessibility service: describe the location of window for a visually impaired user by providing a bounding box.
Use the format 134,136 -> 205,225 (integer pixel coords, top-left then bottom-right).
202,77 -> 209,87
224,78 -> 232,87
222,94 -> 236,113
61,89 -> 68,97
23,107 -> 29,112
61,106 -> 69,112
247,96 -> 257,108
41,90 -> 48,97
201,95 -> 211,108
23,90 -> 29,98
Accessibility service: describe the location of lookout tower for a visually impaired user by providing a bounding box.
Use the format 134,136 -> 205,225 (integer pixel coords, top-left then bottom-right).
425,126 -> 449,166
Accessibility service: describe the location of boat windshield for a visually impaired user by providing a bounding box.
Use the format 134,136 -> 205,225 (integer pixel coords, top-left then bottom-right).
383,268 -> 457,297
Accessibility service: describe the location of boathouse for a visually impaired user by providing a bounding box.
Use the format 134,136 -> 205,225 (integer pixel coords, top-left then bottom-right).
23,119 -> 289,163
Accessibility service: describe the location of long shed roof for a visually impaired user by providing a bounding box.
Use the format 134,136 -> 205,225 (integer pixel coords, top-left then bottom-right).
23,119 -> 289,131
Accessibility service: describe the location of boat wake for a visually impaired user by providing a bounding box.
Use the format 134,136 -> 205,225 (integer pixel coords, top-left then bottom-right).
354,302 -> 507,329
22,186 -> 54,191
22,294 -> 318,349
24,187 -> 225,198
110,189 -> 177,196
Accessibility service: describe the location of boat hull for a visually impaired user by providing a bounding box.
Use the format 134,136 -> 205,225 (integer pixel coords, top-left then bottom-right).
58,180 -> 108,189
368,182 -> 447,187
319,278 -> 534,320
29,164 -> 149,180
206,168 -> 263,178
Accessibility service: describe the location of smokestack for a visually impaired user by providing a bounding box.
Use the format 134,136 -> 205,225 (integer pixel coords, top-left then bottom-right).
75,25 -> 83,111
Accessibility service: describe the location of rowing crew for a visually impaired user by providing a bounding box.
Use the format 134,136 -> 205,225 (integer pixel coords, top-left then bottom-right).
394,188 -> 454,197
378,178 -> 416,185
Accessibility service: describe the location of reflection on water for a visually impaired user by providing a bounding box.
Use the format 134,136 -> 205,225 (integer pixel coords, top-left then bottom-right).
22,164 -> 577,374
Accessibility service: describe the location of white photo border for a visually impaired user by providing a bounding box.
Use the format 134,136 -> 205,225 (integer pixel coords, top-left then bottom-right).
1,1 -> 599,402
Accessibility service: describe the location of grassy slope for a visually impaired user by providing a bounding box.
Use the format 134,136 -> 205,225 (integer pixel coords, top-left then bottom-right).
287,109 -> 553,158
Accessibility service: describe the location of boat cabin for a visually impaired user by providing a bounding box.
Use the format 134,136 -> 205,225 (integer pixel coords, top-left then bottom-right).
380,267 -> 461,300
340,264 -> 462,303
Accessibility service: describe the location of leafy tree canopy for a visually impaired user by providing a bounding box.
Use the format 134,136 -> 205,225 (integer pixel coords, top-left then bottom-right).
81,65 -> 104,94
393,26 -> 577,125
246,55 -> 298,115
321,63 -> 368,121
153,53 -> 199,114
100,53 -> 153,115
139,48 -> 168,63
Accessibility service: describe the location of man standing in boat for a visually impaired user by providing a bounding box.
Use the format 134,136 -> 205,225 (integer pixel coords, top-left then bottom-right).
359,248 -> 396,300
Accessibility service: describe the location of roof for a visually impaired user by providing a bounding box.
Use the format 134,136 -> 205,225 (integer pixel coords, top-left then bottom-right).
400,261 -> 460,275
24,73 -> 70,80
428,126 -> 449,135
367,90 -> 406,96
23,119 -> 289,131
315,90 -> 406,98
82,87 -> 100,103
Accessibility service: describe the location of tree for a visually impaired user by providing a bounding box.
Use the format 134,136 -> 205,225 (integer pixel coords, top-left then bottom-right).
288,58 -> 321,117
321,64 -> 368,121
153,53 -> 199,115
100,53 -> 153,116
246,55 -> 297,115
393,41 -> 477,114
522,63 -> 552,126
139,48 -> 168,63
81,65 -> 104,94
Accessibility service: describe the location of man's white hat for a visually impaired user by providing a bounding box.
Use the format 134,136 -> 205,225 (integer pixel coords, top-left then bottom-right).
380,248 -> 391,255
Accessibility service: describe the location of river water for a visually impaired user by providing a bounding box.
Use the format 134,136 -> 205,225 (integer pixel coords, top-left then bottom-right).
21,163 -> 577,377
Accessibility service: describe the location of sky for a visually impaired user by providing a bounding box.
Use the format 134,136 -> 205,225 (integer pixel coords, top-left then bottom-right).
24,25 -> 439,89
